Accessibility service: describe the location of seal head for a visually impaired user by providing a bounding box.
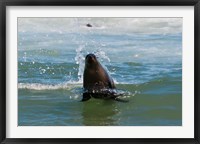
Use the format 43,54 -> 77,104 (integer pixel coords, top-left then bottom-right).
86,23 -> 92,27
83,53 -> 115,91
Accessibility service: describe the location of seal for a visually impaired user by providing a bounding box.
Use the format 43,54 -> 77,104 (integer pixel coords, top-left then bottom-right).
82,53 -> 127,102
86,23 -> 92,27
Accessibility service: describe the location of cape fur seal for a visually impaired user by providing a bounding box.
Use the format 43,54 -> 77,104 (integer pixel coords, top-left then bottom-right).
86,23 -> 92,27
82,53 -> 127,102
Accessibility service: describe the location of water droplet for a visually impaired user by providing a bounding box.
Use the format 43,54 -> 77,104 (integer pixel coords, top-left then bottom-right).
134,54 -> 139,58
23,52 -> 27,62
41,69 -> 46,73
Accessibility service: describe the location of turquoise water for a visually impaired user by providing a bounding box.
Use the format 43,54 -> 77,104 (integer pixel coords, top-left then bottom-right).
18,18 -> 182,126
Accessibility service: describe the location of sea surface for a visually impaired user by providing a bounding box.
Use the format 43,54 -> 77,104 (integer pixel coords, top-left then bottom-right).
18,18 -> 182,126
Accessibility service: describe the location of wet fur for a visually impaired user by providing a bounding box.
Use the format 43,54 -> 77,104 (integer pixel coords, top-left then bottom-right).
82,54 -> 128,102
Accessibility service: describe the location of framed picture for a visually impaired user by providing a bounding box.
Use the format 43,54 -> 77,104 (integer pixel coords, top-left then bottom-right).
0,0 -> 199,143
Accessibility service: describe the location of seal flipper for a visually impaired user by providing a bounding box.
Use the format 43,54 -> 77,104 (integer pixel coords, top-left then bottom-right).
81,93 -> 91,102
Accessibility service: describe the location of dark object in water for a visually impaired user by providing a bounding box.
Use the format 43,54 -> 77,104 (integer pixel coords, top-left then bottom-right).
82,53 -> 128,102
82,90 -> 128,103
86,23 -> 92,27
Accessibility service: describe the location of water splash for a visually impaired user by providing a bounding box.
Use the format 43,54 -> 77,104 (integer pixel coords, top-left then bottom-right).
74,46 -> 85,82
94,49 -> 110,63
74,44 -> 113,83
23,52 -> 27,62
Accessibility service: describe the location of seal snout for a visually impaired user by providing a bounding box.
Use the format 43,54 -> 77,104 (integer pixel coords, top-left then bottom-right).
85,54 -> 97,63
86,53 -> 96,59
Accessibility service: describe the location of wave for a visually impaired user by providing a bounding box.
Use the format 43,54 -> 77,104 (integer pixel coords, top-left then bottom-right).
18,75 -> 181,91
18,82 -> 82,90
18,18 -> 182,35
124,62 -> 143,66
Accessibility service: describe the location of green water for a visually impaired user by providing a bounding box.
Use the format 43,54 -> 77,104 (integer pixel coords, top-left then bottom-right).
19,79 -> 182,126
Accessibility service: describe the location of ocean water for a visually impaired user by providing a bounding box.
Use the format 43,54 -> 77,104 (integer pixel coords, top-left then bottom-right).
18,18 -> 182,126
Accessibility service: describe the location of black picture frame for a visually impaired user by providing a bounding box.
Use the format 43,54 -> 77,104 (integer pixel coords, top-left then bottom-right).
0,0 -> 199,144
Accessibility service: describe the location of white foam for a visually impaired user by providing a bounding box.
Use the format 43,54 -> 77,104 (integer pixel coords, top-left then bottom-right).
18,18 -> 182,35
18,81 -> 82,90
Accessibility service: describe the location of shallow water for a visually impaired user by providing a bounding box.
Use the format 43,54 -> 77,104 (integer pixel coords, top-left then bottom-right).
18,18 -> 182,126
